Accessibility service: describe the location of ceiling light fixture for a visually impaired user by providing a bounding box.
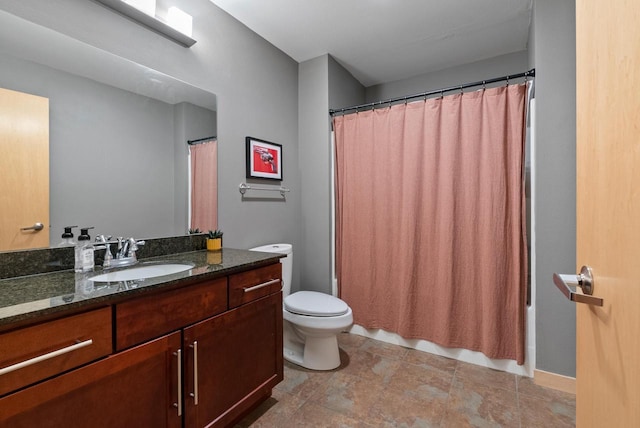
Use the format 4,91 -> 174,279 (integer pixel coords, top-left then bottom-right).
167,7 -> 193,37
95,0 -> 196,47
121,0 -> 155,17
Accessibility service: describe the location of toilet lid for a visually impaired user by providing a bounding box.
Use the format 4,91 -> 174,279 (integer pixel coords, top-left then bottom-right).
284,291 -> 349,317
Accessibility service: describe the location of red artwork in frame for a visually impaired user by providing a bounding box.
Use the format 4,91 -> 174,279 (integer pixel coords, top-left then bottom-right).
246,137 -> 282,180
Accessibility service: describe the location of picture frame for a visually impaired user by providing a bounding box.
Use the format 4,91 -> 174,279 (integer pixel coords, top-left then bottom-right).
245,136 -> 283,181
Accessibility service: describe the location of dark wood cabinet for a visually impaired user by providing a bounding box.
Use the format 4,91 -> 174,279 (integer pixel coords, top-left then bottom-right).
0,331 -> 182,428
0,306 -> 112,396
0,260 -> 283,428
228,263 -> 282,308
115,277 -> 228,351
184,292 -> 283,428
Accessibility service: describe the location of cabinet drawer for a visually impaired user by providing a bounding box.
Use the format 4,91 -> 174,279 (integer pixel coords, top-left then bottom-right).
115,277 -> 227,351
229,263 -> 282,308
0,332 -> 182,428
0,307 -> 112,396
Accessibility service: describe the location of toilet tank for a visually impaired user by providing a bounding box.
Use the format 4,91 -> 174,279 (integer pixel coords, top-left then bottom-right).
249,244 -> 292,297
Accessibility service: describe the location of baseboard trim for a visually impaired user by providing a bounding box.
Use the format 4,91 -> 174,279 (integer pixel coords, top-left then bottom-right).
534,369 -> 576,394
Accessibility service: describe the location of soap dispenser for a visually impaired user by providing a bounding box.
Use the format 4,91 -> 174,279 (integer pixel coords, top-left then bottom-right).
57,226 -> 77,247
74,227 -> 95,272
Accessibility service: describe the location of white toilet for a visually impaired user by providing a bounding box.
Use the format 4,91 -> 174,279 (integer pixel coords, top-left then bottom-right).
250,243 -> 353,370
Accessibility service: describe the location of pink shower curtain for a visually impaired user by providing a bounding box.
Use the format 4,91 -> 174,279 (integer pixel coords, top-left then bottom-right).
334,84 -> 528,364
190,140 -> 218,231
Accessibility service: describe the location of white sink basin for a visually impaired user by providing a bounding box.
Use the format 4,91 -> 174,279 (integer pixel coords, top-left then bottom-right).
89,262 -> 194,282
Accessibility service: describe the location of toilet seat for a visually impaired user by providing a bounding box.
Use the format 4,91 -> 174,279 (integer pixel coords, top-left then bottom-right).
284,291 -> 349,317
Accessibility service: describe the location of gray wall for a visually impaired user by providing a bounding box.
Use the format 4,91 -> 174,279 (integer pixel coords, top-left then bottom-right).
298,55 -> 329,293
328,56 -> 366,111
1,0 -> 301,287
366,51 -> 529,102
297,54 -> 365,294
532,0 -> 577,377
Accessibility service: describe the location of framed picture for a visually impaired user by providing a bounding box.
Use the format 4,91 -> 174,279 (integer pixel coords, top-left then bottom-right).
245,137 -> 283,181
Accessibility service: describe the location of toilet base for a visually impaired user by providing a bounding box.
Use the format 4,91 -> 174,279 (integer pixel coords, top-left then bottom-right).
283,322 -> 342,370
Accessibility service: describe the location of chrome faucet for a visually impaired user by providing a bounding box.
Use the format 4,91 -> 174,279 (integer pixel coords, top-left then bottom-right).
95,235 -> 113,268
116,237 -> 128,258
92,235 -> 145,268
120,237 -> 144,258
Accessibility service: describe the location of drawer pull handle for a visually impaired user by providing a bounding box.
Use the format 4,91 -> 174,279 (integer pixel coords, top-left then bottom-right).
173,349 -> 182,416
190,341 -> 199,405
0,339 -> 93,376
243,278 -> 280,293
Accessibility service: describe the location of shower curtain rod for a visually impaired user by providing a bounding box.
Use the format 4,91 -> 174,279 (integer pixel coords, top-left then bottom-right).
329,68 -> 535,116
187,136 -> 217,145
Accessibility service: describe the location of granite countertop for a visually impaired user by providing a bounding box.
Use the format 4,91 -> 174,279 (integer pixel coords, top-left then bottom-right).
0,248 -> 282,328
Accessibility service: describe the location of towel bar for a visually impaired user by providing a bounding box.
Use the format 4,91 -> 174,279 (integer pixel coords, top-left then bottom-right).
238,182 -> 290,197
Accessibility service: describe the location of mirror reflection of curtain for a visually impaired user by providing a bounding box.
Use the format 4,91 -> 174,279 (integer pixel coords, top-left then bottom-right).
189,140 -> 218,231
334,84 -> 528,364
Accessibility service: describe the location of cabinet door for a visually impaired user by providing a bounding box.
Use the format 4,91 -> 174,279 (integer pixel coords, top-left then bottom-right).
184,292 -> 283,428
0,332 -> 182,428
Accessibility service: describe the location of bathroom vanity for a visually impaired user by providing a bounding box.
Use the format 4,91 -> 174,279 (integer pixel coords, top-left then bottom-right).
0,248 -> 283,428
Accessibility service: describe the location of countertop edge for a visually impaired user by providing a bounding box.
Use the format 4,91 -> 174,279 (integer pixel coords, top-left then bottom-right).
0,248 -> 284,332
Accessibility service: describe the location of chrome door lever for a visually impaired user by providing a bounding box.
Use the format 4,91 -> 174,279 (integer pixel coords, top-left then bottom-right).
20,222 -> 44,232
553,265 -> 603,306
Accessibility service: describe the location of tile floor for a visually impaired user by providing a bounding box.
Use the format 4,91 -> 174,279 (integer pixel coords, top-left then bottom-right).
236,333 -> 575,428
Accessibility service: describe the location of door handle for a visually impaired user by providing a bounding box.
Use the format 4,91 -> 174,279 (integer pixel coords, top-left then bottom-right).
243,278 -> 280,293
21,222 -> 44,232
553,265 -> 603,306
189,341 -> 199,405
0,339 -> 93,376
173,349 -> 182,417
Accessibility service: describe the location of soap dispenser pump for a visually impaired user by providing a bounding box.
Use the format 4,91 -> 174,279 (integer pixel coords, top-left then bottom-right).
57,226 -> 77,247
74,227 -> 95,272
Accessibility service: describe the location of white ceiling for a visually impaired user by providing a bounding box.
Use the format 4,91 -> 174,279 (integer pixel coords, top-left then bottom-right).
209,0 -> 532,87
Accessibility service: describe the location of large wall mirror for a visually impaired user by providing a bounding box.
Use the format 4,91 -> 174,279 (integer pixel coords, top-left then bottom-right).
0,10 -> 217,250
